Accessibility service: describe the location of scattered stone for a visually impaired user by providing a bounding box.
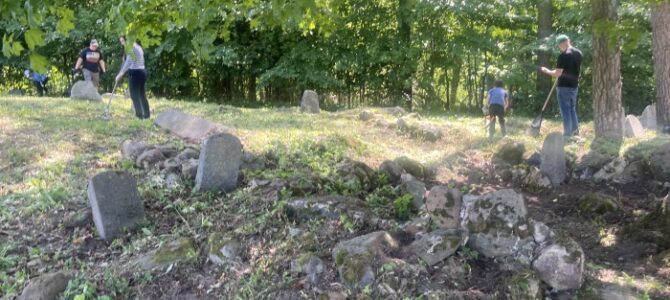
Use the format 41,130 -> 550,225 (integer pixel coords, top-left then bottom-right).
18,271 -> 73,300
525,152 -> 542,167
394,156 -> 425,180
162,158 -> 182,173
652,249 -> 670,268
336,159 -> 377,192
122,140 -> 153,161
540,133 -> 566,187
624,115 -> 645,138
497,271 -> 542,300
386,106 -> 407,117
599,284 -> 638,300
286,195 -> 368,223
648,142 -> 670,182
425,186 -> 462,229
406,229 -> 466,266
165,173 -> 182,188
156,146 -> 178,158
136,148 -> 167,169
532,236 -> 585,291
379,160 -> 403,185
332,231 -> 398,287
70,80 -> 102,101
419,124 -> 443,142
574,151 -> 614,180
300,90 -> 320,114
439,256 -> 470,289
208,233 -> 242,265
195,133 -> 243,193
494,141 -> 525,165
530,220 -> 555,245
63,208 -> 92,229
375,118 -> 390,128
525,167 -> 552,190
135,238 -> 198,271
359,111 -> 374,121
461,189 -> 534,262
87,170 -> 145,242
290,253 -> 325,284
578,193 -> 622,215
155,109 -> 230,143
181,158 -> 199,179
176,148 -> 200,162
613,160 -> 650,184
640,104 -> 657,130
400,173 -> 426,210
593,157 -> 627,183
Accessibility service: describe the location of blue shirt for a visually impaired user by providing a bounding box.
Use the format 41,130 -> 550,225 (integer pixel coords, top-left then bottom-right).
30,73 -> 47,83
488,87 -> 507,106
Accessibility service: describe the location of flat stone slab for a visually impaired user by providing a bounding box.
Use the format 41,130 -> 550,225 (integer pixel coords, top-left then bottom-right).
624,115 -> 644,138
87,170 -> 145,242
540,132 -> 566,187
195,133 -> 243,193
155,109 -> 231,143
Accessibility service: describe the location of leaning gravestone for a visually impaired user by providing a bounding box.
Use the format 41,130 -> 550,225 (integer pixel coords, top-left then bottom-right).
624,115 -> 645,138
540,133 -> 566,187
87,170 -> 145,242
195,133 -> 243,193
300,90 -> 320,114
155,109 -> 230,143
640,105 -> 657,130
70,80 -> 102,101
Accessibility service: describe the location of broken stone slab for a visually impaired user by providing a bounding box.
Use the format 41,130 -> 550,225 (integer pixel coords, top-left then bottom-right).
195,133 -> 243,193
286,195 -> 368,223
87,170 -> 145,242
640,104 -> 657,130
155,109 -> 231,143
331,231 -> 399,287
400,173 -> 426,210
425,185 -> 462,229
540,132 -> 566,187
136,148 -> 166,169
70,80 -> 101,101
406,229 -> 466,266
134,237 -> 198,271
300,90 -> 320,114
593,157 -> 627,183
532,236 -> 585,291
19,271 -> 73,300
624,115 -> 645,138
394,156 -> 426,180
122,140 -> 153,161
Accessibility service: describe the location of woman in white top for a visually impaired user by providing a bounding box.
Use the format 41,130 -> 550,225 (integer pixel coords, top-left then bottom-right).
115,36 -> 150,119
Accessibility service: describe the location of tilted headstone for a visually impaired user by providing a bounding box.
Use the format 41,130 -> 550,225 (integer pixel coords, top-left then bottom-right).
540,132 -> 566,187
624,115 -> 645,138
87,170 -> 145,241
155,109 -> 230,143
195,133 -> 243,193
70,80 -> 102,101
640,105 -> 657,130
300,90 -> 320,114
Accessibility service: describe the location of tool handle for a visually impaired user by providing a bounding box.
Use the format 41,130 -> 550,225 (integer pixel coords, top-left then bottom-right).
541,79 -> 559,112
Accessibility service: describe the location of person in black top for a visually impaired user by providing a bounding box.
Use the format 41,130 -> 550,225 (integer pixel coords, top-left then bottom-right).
73,39 -> 106,88
541,34 -> 583,137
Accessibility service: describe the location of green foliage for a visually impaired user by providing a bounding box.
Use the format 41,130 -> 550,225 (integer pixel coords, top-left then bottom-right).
393,193 -> 414,221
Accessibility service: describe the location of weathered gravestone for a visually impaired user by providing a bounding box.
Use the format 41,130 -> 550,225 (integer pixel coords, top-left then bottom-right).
540,133 -> 566,187
155,109 -> 230,143
87,170 -> 145,241
70,80 -> 102,101
300,90 -> 320,114
624,115 -> 645,138
195,133 -> 243,193
640,104 -> 657,130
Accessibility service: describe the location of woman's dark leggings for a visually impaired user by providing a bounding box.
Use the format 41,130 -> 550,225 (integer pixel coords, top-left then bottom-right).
128,69 -> 150,119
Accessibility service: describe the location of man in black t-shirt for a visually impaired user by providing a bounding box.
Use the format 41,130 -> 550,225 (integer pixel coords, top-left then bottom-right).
541,34 -> 583,137
73,39 -> 106,88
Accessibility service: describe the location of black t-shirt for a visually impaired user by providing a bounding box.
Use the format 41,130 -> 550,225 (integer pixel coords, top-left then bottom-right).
556,47 -> 582,88
80,48 -> 104,72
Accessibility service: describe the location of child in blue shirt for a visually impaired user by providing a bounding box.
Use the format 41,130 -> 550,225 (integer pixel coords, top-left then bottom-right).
488,79 -> 509,138
24,70 -> 49,96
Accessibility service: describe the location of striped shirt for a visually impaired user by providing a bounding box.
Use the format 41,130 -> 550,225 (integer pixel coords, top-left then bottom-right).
120,43 -> 145,74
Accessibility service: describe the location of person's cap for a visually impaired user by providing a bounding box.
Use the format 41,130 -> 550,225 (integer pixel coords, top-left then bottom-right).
24,70 -> 30,77
556,34 -> 570,44
90,39 -> 99,46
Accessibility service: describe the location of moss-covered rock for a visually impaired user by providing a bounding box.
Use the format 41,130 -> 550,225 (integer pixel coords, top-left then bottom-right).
425,185 -> 462,229
336,159 -> 377,192
626,195 -> 670,248
290,253 -> 325,284
208,233 -> 242,265
394,156 -> 425,179
578,192 -> 622,215
494,141 -> 525,166
497,271 -> 542,300
648,142 -> 670,182
532,235 -> 585,291
331,231 -> 398,287
405,229 -> 466,266
136,237 -> 199,271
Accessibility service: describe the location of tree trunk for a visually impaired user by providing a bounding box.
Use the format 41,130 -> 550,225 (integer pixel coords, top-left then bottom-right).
537,0 -> 552,103
652,1 -> 670,132
591,0 -> 623,140
450,58 -> 462,110
398,0 -> 412,110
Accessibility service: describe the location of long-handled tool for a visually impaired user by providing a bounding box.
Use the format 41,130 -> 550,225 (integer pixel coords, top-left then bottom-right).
102,80 -> 119,121
527,78 -> 559,137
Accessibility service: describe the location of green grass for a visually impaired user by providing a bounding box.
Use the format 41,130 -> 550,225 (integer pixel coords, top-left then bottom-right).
1,95 -> 667,298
